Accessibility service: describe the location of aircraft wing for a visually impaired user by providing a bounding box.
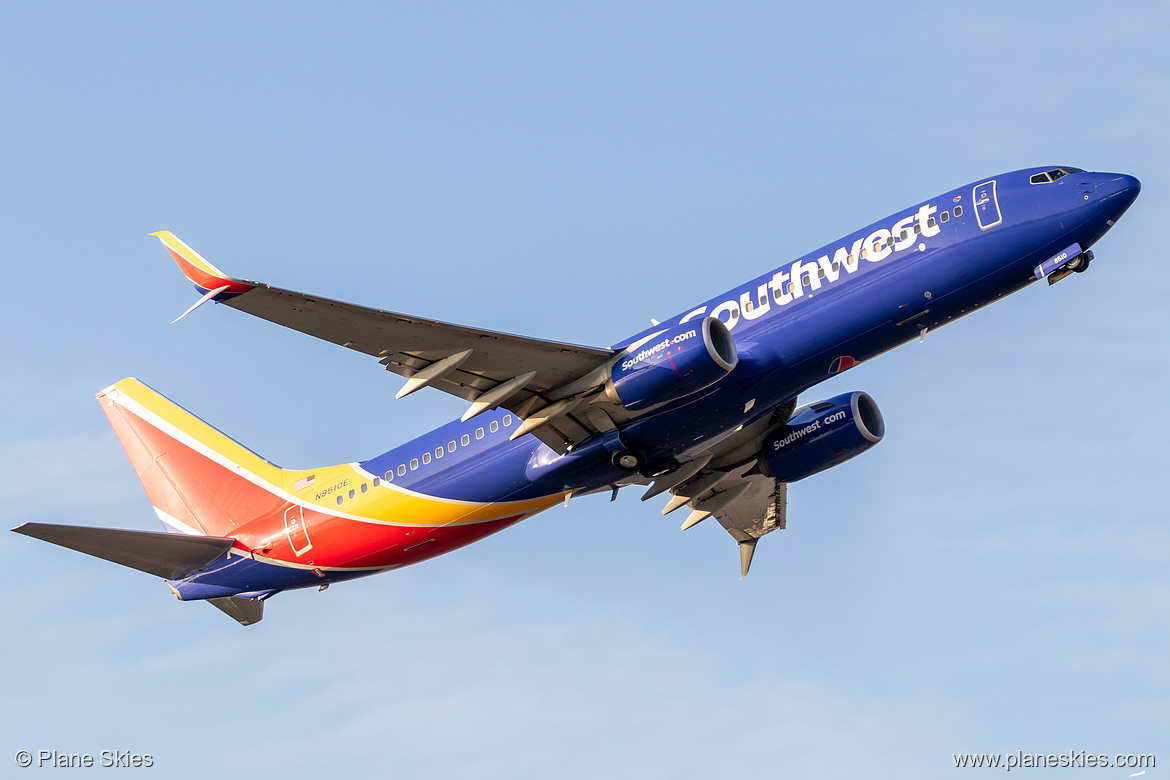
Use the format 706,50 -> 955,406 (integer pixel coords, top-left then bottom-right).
220,285 -> 612,401
655,460 -> 787,578
154,232 -> 617,451
638,405 -> 796,578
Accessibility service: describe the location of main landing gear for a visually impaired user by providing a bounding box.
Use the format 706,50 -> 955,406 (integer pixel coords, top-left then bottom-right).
611,448 -> 646,472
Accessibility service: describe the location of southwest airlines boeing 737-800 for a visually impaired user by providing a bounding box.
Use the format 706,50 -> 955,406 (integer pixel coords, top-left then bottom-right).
14,166 -> 1139,625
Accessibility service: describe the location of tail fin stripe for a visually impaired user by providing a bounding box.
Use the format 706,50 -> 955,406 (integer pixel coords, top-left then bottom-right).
104,382 -> 283,489
153,506 -> 208,536
101,380 -> 549,531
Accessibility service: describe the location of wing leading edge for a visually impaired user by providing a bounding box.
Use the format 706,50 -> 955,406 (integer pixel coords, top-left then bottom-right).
153,232 -> 616,451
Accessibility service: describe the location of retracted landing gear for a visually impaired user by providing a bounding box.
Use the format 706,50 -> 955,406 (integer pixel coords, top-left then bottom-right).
611,448 -> 645,472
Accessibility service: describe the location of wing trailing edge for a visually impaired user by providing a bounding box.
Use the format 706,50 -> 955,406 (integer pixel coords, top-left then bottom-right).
655,457 -> 787,578
152,232 -> 621,452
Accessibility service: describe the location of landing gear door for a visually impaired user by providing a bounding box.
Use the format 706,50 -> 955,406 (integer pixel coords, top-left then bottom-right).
973,180 -> 1002,230
284,504 -> 313,557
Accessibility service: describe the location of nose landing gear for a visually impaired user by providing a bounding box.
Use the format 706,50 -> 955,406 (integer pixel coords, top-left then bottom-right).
1067,249 -> 1093,273
1047,250 -> 1093,285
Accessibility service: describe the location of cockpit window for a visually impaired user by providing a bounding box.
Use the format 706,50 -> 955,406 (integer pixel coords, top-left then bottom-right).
1030,167 -> 1086,185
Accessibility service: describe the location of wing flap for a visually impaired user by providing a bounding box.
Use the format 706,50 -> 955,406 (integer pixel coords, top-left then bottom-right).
713,477 -> 786,540
662,462 -> 787,578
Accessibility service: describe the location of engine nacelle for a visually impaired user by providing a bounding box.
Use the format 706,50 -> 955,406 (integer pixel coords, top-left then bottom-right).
762,391 -> 885,483
607,317 -> 737,411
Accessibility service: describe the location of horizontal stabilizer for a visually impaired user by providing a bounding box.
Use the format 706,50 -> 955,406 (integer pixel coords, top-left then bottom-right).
12,523 -> 235,580
208,596 -> 264,626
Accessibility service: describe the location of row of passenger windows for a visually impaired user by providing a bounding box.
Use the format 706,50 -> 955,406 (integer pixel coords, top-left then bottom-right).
334,415 -> 514,506
338,480 -> 373,504
771,210 -> 961,295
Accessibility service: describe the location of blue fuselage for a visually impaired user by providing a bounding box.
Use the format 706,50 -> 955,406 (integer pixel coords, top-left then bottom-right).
360,167 -> 1139,504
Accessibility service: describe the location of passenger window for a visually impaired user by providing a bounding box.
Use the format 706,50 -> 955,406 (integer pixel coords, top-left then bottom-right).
422,452 -> 431,465
348,489 -> 355,500
448,440 -> 456,452
476,427 -> 484,440
885,237 -> 893,247
900,230 -> 908,240
927,217 -> 936,228
435,447 -> 443,459
361,483 -> 368,493
461,434 -> 470,446
786,282 -> 795,293
373,477 -> 380,487
831,261 -> 840,271
940,211 -> 950,222
801,274 -> 811,285
954,205 -> 963,216
384,471 -> 393,482
337,496 -> 343,506
913,224 -> 921,234
410,458 -> 418,470
503,415 -> 512,427
817,268 -> 825,279
860,248 -> 868,260
490,420 -> 499,433
397,464 -> 406,476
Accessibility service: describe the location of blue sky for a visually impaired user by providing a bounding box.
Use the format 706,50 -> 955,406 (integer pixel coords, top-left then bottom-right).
1,2 -> 1166,777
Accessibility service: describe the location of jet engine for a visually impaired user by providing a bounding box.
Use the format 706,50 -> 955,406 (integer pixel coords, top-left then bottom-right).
762,391 -> 885,483
606,317 -> 737,411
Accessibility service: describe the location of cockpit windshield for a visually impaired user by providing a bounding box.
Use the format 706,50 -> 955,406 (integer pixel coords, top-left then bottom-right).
1029,167 -> 1086,184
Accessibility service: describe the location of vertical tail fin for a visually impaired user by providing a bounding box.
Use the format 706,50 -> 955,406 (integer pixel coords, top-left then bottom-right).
97,378 -> 288,538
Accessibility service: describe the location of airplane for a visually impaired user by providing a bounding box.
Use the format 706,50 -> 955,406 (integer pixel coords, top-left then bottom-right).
13,166 -> 1140,625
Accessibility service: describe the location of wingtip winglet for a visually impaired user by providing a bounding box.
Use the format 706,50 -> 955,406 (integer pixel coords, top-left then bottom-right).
151,231 -> 257,297
738,538 -> 758,580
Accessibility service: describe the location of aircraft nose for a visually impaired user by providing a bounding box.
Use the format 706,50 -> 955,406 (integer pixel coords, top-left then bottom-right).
1096,173 -> 1141,207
